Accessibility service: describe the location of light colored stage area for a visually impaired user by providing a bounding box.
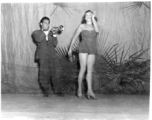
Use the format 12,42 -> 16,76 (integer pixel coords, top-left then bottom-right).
1,94 -> 149,120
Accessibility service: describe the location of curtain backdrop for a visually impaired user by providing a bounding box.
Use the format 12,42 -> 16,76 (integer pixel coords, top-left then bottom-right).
1,2 -> 150,93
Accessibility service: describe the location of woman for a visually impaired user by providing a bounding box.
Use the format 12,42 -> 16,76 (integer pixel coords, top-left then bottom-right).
68,10 -> 99,99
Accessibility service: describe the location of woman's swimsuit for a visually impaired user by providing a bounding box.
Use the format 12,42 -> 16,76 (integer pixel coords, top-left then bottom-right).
79,30 -> 98,54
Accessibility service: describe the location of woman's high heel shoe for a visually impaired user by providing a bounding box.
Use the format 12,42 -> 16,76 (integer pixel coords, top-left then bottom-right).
87,91 -> 98,100
77,91 -> 82,98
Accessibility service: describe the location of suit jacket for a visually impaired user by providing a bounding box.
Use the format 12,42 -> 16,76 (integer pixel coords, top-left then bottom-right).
32,30 -> 58,59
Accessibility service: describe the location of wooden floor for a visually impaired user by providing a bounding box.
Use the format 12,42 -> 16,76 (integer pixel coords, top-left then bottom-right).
1,94 -> 149,120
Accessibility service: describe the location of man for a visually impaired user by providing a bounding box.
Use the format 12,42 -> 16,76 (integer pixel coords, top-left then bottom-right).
32,16 -> 64,97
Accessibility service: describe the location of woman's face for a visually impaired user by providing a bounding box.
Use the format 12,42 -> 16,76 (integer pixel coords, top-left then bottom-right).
85,12 -> 92,21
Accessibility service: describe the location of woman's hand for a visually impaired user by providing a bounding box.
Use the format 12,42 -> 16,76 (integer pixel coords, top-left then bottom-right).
68,48 -> 72,57
92,11 -> 96,18
68,49 -> 73,62
91,11 -> 99,33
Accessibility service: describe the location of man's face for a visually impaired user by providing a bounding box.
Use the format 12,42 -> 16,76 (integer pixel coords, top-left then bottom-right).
41,19 -> 50,31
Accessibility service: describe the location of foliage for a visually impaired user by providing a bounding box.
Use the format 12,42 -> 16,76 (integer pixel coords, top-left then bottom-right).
95,44 -> 150,94
121,2 -> 150,10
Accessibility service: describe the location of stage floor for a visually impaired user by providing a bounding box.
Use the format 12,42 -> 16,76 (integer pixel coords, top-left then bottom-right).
1,94 -> 149,120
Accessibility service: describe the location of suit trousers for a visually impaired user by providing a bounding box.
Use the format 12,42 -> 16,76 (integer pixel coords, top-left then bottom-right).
39,56 -> 61,94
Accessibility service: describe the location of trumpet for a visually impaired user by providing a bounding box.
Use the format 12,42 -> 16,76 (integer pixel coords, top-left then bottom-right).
50,25 -> 64,35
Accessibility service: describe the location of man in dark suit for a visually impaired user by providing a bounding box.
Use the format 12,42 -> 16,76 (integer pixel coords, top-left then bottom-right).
32,16 -> 63,97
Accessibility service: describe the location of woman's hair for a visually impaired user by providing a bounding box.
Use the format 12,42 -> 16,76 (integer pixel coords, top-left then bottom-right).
81,10 -> 98,24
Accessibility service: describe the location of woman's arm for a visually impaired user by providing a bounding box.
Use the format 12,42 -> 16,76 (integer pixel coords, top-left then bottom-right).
69,24 -> 82,50
92,12 -> 99,33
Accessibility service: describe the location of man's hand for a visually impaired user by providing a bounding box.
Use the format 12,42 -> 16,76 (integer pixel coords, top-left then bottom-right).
53,34 -> 57,37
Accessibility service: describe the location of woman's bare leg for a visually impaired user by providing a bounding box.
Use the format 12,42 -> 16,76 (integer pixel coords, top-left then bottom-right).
77,53 -> 88,94
86,54 -> 96,97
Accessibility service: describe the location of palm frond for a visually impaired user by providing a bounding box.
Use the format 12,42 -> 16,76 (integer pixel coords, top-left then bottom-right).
103,44 -> 118,57
120,45 -> 125,65
123,44 -> 131,61
129,48 -> 149,62
97,39 -> 150,94
56,46 -> 68,59
52,3 -> 80,17
50,5 -> 58,17
98,30 -> 110,55
72,38 -> 80,51
142,2 -> 150,9
38,3 -> 80,17
121,2 -> 143,11
61,7 -> 71,17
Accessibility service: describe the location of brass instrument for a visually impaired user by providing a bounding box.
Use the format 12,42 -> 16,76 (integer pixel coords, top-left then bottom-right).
50,25 -> 64,35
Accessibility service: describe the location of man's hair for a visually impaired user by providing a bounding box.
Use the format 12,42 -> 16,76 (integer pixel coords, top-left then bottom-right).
39,16 -> 50,28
